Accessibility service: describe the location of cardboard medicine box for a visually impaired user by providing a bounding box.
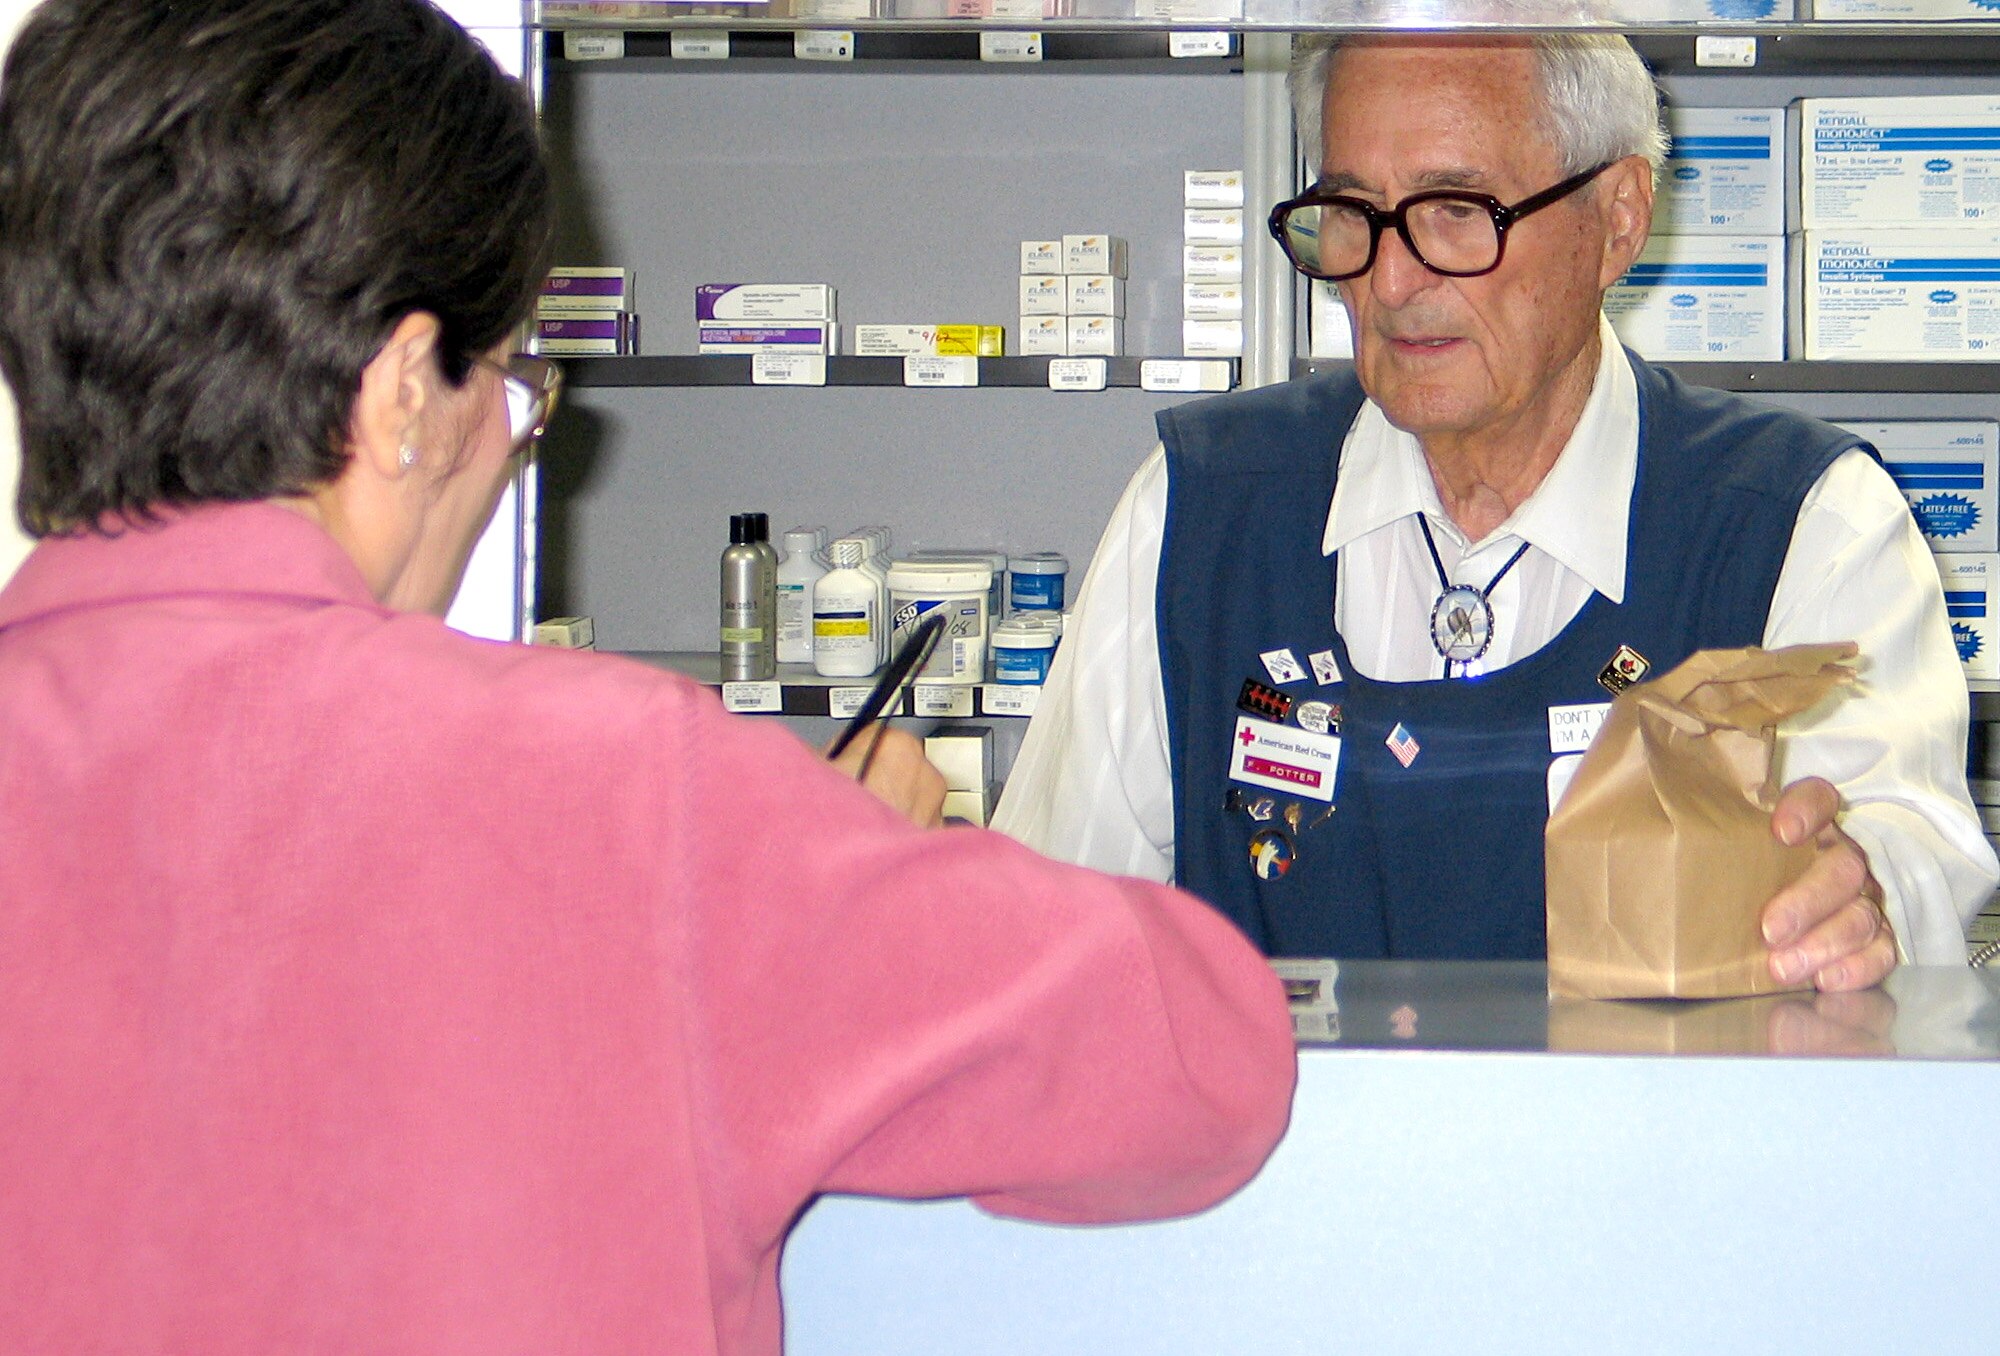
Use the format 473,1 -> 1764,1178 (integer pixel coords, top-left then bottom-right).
1836,420 -> 2000,554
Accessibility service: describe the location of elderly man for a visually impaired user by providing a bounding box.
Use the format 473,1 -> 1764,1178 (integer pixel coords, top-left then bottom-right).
995,33 -> 1997,992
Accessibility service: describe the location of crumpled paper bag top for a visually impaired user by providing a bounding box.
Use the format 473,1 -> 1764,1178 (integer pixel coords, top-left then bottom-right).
1545,642 -> 1857,1001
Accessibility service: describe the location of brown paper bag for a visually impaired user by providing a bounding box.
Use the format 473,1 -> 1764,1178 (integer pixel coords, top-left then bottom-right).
1545,642 -> 1858,1000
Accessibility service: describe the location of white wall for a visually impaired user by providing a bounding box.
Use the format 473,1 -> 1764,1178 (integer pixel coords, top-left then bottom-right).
0,0 -> 38,587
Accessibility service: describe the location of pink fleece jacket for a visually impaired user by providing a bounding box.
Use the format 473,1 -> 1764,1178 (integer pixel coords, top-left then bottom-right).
0,501 -> 1296,1355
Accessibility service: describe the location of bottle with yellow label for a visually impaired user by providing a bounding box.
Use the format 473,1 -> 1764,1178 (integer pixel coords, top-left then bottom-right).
811,538 -> 878,678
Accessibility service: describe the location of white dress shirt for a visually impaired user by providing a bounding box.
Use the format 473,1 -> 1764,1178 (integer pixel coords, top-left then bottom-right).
993,321 -> 1998,965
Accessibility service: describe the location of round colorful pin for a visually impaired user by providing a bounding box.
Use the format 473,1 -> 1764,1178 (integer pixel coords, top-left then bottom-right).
1248,827 -> 1294,880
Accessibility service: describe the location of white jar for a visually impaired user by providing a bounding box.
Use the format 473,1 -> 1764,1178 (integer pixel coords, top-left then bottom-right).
991,614 -> 1059,685
886,559 -> 992,684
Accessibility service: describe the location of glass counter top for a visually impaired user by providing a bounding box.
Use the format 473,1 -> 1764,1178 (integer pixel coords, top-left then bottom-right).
1282,959 -> 2000,1059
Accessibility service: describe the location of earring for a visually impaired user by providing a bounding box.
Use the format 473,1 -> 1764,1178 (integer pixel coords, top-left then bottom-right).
398,443 -> 418,468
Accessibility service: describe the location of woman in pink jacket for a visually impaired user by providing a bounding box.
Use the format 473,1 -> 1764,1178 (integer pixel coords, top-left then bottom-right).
0,1 -> 1296,1352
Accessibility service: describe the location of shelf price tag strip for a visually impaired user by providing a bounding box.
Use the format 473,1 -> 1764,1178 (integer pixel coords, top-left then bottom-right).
720,680 -> 782,714
1048,357 -> 1108,392
979,32 -> 1042,64
904,355 -> 979,388
752,353 -> 827,387
913,684 -> 975,718
794,31 -> 854,63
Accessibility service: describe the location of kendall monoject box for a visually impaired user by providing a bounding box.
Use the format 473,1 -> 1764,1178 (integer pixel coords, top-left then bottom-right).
695,283 -> 837,323
1659,107 -> 1784,235
1800,231 -> 2000,359
1604,235 -> 1785,360
1800,97 -> 2000,228
1936,553 -> 2000,679
1835,420 -> 2000,553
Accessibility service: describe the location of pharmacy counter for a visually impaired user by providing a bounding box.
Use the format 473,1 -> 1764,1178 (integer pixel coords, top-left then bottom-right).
781,962 -> 2000,1356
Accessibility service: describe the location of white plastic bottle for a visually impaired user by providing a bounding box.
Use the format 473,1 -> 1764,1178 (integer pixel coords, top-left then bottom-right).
776,526 -> 826,666
813,538 -> 879,678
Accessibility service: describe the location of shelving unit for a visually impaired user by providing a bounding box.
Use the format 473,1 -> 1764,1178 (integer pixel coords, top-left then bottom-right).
524,3 -> 2000,733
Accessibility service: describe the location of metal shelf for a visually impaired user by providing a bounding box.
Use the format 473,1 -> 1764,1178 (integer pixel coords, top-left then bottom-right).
620,650 -> 1042,717
562,353 -> 1237,389
547,28 -> 1238,64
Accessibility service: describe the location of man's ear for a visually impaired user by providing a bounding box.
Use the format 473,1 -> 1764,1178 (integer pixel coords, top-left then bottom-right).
348,313 -> 443,482
1596,155 -> 1656,292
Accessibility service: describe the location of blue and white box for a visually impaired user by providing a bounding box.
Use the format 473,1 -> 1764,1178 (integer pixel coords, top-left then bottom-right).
1605,235 -> 1784,360
1660,107 -> 1784,235
1800,231 -> 2000,359
1611,0 -> 1796,18
1935,552 -> 1999,679
1800,97 -> 2000,228
1835,420 -> 2000,553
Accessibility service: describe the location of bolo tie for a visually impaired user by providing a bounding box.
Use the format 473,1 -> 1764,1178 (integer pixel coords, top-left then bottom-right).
1417,514 -> 1530,679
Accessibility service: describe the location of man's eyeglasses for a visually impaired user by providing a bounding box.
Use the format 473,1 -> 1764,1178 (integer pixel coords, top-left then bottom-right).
474,353 -> 564,454
1266,161 -> 1615,283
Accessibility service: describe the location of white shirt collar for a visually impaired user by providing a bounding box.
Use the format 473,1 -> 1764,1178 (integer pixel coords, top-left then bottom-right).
1321,314 -> 1638,605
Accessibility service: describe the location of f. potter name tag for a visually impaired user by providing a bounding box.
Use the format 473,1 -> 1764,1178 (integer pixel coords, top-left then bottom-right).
1228,716 -> 1340,803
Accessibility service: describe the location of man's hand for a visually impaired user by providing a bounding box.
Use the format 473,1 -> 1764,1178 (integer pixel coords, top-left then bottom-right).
827,725 -> 946,829
1762,776 -> 1897,992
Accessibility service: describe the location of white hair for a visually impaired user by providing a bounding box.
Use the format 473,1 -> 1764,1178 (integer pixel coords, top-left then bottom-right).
1289,30 -> 1669,188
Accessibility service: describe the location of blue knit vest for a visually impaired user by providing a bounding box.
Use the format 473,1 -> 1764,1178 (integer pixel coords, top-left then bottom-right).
1156,355 -> 1859,958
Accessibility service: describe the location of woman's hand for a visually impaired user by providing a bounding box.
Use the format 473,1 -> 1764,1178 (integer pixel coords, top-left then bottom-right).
827,726 -> 946,828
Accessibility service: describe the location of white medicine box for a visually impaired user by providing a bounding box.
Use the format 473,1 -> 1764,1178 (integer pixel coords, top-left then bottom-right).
1836,420 -> 2000,554
1659,107 -> 1785,235
1604,235 -> 1784,360
1308,280 -> 1354,360
1062,234 -> 1129,278
1799,96 -> 2000,228
1936,553 -> 2000,679
1799,230 -> 2000,360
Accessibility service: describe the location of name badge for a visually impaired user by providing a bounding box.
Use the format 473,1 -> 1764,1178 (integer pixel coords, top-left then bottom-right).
1547,702 -> 1611,754
1228,715 -> 1340,803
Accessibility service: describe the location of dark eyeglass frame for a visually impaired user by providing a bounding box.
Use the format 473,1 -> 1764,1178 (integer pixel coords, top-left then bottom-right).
473,352 -> 564,453
1266,160 -> 1617,283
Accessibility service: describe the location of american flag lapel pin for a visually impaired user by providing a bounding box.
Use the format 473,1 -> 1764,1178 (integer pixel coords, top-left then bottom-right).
1385,721 -> 1420,768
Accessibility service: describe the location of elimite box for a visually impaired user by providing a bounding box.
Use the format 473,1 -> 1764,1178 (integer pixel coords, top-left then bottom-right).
1184,208 -> 1245,245
537,313 -> 639,355
1836,420 -> 2000,553
695,283 -> 837,323
1659,107 -> 1784,235
1183,245 -> 1243,283
1604,235 -> 1784,360
539,266 -> 633,314
1184,170 -> 1246,209
1800,231 -> 2000,359
1800,97 -> 2000,228
1936,553 -> 2000,679
1183,282 -> 1243,320
1062,234 -> 1128,278
697,322 -> 837,355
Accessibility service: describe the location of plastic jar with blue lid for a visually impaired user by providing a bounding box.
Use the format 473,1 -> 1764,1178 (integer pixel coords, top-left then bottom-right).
1008,552 -> 1068,613
991,613 -> 1060,685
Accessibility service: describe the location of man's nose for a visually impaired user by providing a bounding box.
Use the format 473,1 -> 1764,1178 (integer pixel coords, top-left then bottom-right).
1368,225 -> 1435,307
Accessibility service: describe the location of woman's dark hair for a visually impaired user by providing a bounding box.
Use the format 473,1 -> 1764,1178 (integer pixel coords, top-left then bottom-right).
0,0 -> 554,535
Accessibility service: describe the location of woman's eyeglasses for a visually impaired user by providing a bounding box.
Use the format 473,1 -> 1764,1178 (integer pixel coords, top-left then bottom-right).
475,353 -> 564,454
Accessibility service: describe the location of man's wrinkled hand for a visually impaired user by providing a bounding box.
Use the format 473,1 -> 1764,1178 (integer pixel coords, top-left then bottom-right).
826,725 -> 946,829
1762,776 -> 1897,992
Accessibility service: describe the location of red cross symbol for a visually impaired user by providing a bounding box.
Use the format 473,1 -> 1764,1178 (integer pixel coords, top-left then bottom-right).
1239,726 -> 1258,746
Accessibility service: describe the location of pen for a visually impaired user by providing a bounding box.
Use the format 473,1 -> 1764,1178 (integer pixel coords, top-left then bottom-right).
824,611 -> 948,764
